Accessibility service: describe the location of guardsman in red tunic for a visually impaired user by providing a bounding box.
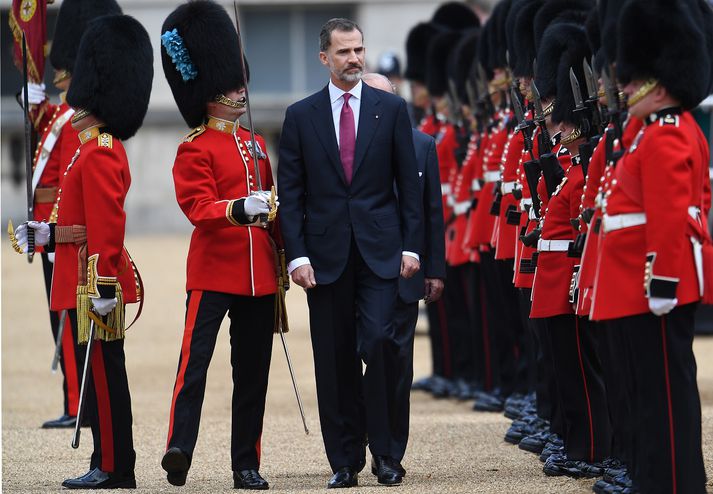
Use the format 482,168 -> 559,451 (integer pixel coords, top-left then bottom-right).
527,22 -> 612,479
16,0 -> 121,430
15,14 -> 152,489
159,2 -> 280,490
591,1 -> 711,492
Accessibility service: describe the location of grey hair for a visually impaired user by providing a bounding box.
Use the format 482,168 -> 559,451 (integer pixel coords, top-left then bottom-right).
362,72 -> 396,94
319,18 -> 363,52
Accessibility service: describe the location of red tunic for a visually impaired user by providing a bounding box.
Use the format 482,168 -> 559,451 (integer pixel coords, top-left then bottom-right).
172,117 -> 278,297
575,118 -> 644,315
514,124 -> 540,288
591,109 -> 708,320
495,130 -> 523,260
51,127 -> 140,311
530,150 -> 585,318
466,112 -> 509,248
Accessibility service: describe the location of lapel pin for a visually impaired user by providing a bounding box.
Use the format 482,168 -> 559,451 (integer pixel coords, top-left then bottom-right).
375,115 -> 379,119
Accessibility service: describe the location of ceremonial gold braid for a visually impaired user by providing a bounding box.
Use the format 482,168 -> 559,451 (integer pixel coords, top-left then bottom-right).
561,127 -> 583,145
267,186 -> 278,223
627,79 -> 658,107
215,93 -> 246,109
7,220 -> 24,254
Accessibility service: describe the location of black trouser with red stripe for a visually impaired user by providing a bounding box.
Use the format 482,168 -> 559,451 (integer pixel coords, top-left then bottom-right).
546,314 -> 610,462
615,304 -> 706,494
425,298 -> 450,378
444,263 -> 478,381
68,310 -> 134,475
519,289 -> 554,422
167,290 -> 274,472
42,253 -> 81,416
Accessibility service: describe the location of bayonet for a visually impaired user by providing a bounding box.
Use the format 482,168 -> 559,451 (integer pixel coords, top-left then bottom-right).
511,86 -> 536,161
530,80 -> 551,154
583,58 -> 597,100
570,67 -> 585,110
583,58 -> 602,132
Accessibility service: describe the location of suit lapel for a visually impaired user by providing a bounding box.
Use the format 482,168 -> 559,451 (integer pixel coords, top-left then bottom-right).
352,85 -> 381,178
310,85 -> 346,184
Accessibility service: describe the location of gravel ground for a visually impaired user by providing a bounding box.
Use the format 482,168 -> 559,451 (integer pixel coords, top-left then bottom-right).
3,235 -> 712,493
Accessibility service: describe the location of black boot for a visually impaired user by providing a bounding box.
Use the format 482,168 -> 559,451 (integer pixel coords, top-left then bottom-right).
233,469 -> 269,490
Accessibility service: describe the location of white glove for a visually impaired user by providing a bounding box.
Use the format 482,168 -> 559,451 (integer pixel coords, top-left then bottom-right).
48,252 -> 55,263
92,297 -> 118,316
251,190 -> 279,207
14,221 -> 50,252
19,82 -> 46,106
244,194 -> 271,218
649,297 -> 678,316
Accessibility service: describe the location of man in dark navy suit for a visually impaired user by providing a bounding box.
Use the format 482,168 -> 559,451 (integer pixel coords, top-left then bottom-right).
362,73 -> 446,473
278,19 -> 422,488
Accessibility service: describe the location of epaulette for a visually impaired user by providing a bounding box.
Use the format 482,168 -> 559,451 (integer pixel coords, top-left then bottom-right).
659,114 -> 679,127
98,133 -> 113,149
557,146 -> 570,157
183,125 -> 206,143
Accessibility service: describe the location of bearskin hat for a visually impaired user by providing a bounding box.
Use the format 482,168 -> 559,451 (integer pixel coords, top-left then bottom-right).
66,15 -> 153,140
49,0 -> 122,73
506,0 -> 530,73
616,0 -> 710,109
512,0 -> 545,77
431,2 -> 481,31
550,24 -> 591,124
694,0 -> 713,95
534,21 -> 589,110
426,30 -> 463,97
448,29 -> 480,102
486,0 -> 512,70
477,19 -> 494,80
533,0 -> 592,54
161,0 -> 247,128
405,22 -> 443,82
599,0 -> 623,69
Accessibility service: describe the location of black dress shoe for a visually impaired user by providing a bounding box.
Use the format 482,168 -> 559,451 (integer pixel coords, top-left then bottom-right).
411,376 -> 434,391
371,457 -> 406,477
543,454 -> 605,478
161,447 -> 190,486
328,467 -> 358,488
472,390 -> 504,412
234,469 -> 269,490
62,467 -> 136,489
42,414 -> 77,429
371,456 -> 402,486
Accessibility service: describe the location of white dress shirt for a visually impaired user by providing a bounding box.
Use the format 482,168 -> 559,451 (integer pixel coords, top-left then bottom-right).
287,79 -> 419,275
329,79 -> 361,146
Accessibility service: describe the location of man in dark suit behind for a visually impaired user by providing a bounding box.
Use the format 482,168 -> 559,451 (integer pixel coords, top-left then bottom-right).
363,73 -> 446,469
278,19 -> 422,488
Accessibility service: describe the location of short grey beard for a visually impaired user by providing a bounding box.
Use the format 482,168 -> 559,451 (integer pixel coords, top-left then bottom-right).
340,70 -> 363,83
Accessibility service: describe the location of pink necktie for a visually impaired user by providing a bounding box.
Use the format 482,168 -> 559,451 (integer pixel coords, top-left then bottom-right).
339,93 -> 355,184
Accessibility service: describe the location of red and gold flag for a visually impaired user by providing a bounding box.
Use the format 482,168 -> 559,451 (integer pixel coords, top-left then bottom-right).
8,0 -> 50,83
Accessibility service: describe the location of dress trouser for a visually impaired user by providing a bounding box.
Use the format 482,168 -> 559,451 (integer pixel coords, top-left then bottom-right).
425,298 -> 450,378
594,321 -> 632,465
392,298 -> 419,461
443,263 -> 477,381
479,250 -> 509,392
166,291 -> 275,471
42,253 -> 81,416
496,258 -> 529,396
520,289 -> 552,421
546,314 -> 610,462
306,241 -> 399,472
615,304 -> 706,494
68,310 -> 134,475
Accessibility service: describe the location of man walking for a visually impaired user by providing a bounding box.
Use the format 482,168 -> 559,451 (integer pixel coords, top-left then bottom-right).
278,19 -> 422,488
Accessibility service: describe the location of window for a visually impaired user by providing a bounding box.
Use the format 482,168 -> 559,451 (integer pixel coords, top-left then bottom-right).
242,4 -> 355,98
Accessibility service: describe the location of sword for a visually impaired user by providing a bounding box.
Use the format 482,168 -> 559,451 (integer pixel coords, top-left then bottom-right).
278,326 -> 309,435
232,1 -> 276,225
72,316 -> 96,449
51,310 -> 68,373
21,32 -> 35,263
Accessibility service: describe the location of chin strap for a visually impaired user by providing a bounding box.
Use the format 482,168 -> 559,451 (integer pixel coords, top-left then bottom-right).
215,93 -> 246,109
627,79 -> 658,107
